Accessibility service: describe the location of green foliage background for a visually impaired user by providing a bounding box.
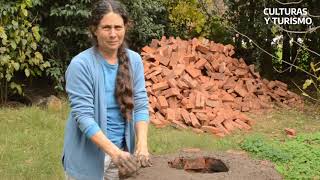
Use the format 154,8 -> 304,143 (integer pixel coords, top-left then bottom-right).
0,0 -> 50,103
1,0 -> 319,100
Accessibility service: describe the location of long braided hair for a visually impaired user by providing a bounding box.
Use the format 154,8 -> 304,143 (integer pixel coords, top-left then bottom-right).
89,0 -> 134,121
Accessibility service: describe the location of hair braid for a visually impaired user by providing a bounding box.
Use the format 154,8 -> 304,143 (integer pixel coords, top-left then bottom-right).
116,43 -> 134,121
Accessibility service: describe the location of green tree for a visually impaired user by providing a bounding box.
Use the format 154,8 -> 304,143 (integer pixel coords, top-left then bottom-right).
0,0 -> 49,104
120,0 -> 167,50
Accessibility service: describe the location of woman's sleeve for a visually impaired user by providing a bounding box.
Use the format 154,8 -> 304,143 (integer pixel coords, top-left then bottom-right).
132,54 -> 150,123
65,58 -> 101,138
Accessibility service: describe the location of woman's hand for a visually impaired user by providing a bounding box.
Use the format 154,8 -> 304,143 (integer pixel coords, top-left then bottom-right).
111,150 -> 138,176
134,145 -> 152,167
135,121 -> 152,167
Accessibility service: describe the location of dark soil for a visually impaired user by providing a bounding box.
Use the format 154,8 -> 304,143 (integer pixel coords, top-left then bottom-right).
127,150 -> 282,180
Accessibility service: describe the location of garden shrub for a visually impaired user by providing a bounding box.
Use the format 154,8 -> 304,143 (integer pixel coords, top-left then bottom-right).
0,0 -> 49,103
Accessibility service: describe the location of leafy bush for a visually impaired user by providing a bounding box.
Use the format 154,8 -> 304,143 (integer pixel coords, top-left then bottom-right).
303,61 -> 320,99
241,133 -> 320,179
0,0 -> 49,103
167,0 -> 206,39
121,0 -> 167,50
34,0 -> 92,91
36,0 -> 167,91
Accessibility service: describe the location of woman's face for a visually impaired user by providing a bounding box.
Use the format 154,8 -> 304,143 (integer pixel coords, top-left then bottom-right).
94,12 -> 125,52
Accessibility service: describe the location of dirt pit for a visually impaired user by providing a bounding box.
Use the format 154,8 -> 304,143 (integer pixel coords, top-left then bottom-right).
126,150 -> 282,180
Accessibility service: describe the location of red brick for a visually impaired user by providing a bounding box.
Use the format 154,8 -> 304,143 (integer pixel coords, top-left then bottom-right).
245,79 -> 257,93
211,73 -> 225,80
196,44 -> 210,54
210,44 -> 224,53
267,81 -> 277,89
248,64 -> 260,78
215,123 -> 230,135
219,62 -> 226,73
204,62 -> 214,72
241,105 -> 250,112
160,66 -> 171,76
156,74 -> 163,82
230,120 -> 245,130
284,128 -> 296,136
183,55 -> 196,64
234,83 -> 248,97
212,112 -> 225,124
167,78 -> 178,88
148,106 -> 154,113
181,108 -> 192,125
175,108 -> 183,121
145,69 -> 162,79
174,64 -> 186,76
155,55 -> 169,66
223,78 -> 237,90
200,95 -> 206,108
155,112 -> 165,121
150,117 -> 163,126
150,39 -> 159,48
152,81 -> 169,91
145,81 -> 152,87
234,68 -> 248,77
195,113 -> 208,121
185,65 -> 202,78
166,108 -> 176,121
142,46 -> 156,54
177,80 -> 189,89
150,75 -> 159,83
206,99 -> 220,108
222,120 -> 236,131
171,120 -> 188,129
167,97 -> 177,108
195,92 -> 204,108
189,112 -> 201,128
181,74 -> 197,88
238,106 -> 255,122
234,119 -> 251,130
275,80 -> 288,90
220,92 -> 235,102
158,96 -> 168,108
273,87 -> 287,97
194,58 -> 208,69
169,52 -> 179,68
162,88 -> 180,98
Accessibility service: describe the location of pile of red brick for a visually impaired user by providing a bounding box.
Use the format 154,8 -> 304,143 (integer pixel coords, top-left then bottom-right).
141,36 -> 303,137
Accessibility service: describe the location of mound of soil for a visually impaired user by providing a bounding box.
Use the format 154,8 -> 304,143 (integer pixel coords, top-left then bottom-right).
127,151 -> 282,180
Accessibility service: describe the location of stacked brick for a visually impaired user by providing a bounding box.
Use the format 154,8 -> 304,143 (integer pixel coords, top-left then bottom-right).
141,36 -> 303,137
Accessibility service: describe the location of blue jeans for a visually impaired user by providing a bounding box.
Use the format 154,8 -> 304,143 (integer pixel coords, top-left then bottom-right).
65,154 -> 119,180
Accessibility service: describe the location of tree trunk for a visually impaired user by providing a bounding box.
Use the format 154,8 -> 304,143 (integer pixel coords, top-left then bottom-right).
282,26 -> 291,74
291,34 -> 298,73
261,33 -> 274,80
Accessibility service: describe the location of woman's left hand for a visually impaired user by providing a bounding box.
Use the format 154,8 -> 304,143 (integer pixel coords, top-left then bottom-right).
134,146 -> 152,167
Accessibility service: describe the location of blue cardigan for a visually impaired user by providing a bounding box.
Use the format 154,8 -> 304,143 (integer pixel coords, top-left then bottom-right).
62,47 -> 149,180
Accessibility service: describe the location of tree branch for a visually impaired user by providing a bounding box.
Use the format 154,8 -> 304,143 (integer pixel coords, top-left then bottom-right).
273,24 -> 320,34
228,25 -> 318,79
308,12 -> 320,18
292,80 -> 320,102
292,40 -> 320,57
274,0 -> 303,5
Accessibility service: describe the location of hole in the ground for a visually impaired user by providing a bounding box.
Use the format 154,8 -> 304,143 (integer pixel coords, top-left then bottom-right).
168,156 -> 229,173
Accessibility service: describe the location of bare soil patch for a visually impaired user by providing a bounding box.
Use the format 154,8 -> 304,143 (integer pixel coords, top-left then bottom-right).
127,150 -> 282,180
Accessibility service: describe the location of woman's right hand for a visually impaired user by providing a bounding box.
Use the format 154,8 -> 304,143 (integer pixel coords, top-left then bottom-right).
111,150 -> 138,176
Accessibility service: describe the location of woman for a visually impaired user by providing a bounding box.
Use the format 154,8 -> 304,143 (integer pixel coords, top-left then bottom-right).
62,0 -> 151,179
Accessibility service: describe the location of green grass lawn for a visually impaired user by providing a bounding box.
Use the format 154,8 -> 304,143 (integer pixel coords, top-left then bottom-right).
0,102 -> 319,179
